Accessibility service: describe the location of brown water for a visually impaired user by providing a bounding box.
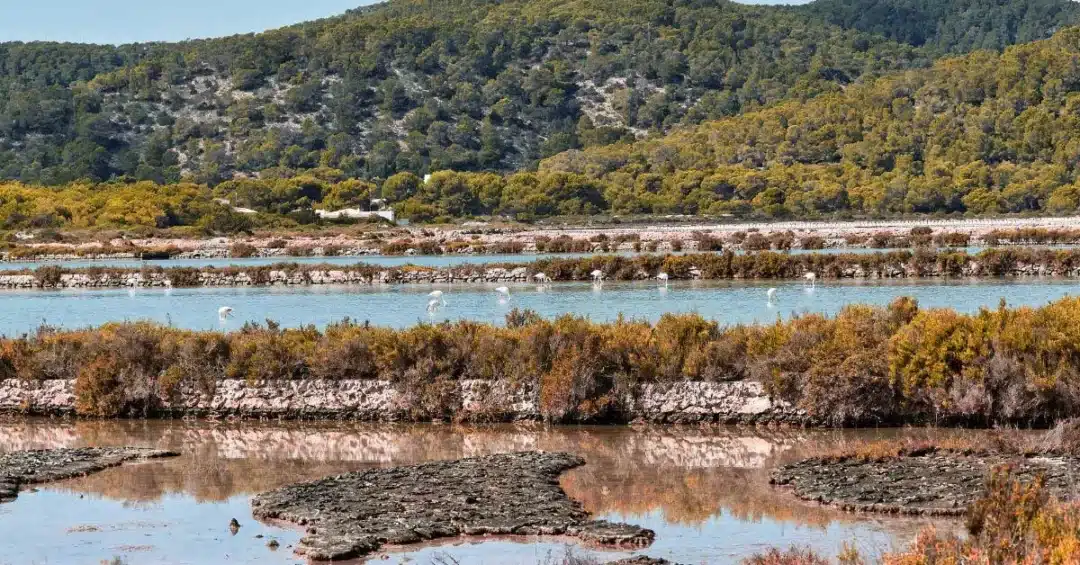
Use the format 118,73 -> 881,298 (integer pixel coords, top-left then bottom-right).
0,419 -> 964,565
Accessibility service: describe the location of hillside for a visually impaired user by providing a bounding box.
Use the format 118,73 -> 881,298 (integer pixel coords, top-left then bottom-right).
537,25 -> 1080,218
801,0 -> 1080,53
2,0 -> 1072,188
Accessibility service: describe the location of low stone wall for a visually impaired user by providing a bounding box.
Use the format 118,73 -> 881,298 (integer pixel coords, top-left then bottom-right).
0,378 -> 802,424
3,260 -> 1080,289
0,266 -> 536,289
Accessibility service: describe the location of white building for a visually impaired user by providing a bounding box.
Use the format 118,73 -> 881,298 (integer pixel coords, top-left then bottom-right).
315,208 -> 396,222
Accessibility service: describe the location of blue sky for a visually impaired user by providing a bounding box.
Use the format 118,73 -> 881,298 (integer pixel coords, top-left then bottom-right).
0,0 -> 810,45
0,0 -> 376,44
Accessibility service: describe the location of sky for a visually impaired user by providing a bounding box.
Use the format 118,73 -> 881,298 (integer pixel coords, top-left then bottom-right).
0,0 -> 377,45
0,0 -> 811,45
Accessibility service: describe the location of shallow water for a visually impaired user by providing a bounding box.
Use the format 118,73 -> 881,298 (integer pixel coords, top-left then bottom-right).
0,420 -> 961,565
0,278 -> 1078,335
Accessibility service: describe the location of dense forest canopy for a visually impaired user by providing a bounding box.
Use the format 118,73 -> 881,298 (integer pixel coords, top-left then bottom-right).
4,0 -> 1075,188
2,0 -> 1080,224
535,26 -> 1080,218
800,0 -> 1080,53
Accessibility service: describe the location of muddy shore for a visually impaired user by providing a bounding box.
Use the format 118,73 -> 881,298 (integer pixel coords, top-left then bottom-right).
0,447 -> 179,502
770,449 -> 1080,516
251,451 -> 653,560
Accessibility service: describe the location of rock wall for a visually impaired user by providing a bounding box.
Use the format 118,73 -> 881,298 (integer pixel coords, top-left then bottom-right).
0,378 -> 802,424
0,267 -> 537,289
3,259 -> 1080,289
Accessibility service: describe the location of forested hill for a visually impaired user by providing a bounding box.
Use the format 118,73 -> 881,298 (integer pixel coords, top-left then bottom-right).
1,0 -> 1075,188
538,25 -> 1080,217
800,0 -> 1080,53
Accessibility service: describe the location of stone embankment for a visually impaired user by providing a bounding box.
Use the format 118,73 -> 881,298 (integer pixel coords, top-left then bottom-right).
0,266 -> 537,289
1,257 -> 1080,288
0,379 -> 804,424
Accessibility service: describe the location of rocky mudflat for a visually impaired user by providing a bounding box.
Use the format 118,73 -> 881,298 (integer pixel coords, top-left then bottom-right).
0,447 -> 179,502
771,449 -> 1080,515
251,451 -> 654,561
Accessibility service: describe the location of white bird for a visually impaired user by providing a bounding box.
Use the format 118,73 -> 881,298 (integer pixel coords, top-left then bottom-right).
534,273 -> 549,285
804,272 -> 817,288
767,287 -> 777,303
495,286 -> 511,297
689,266 -> 702,279
591,269 -> 604,283
428,290 -> 446,306
218,306 -> 234,320
426,298 -> 441,315
657,272 -> 669,287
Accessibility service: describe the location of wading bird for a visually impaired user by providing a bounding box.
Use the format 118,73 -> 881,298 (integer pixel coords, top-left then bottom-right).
804,272 -> 817,288
218,306 -> 234,320
591,269 -> 604,284
428,290 -> 446,306
657,272 -> 669,287
767,288 -> 777,304
426,298 -> 441,315
495,286 -> 511,298
534,273 -> 549,286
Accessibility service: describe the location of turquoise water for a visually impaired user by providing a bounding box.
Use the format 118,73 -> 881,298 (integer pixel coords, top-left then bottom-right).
1,278 -> 1077,335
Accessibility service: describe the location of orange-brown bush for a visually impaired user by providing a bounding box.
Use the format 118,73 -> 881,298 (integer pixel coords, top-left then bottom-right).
228,243 -> 258,258
486,241 -> 526,254
883,468 -> 1080,564
542,235 -> 592,253
748,470 -> 1080,564
742,548 -> 832,565
983,228 -> 1080,246
13,297 -> 1080,424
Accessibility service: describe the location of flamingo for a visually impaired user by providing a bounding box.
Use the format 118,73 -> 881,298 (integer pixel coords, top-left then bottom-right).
218,306 -> 234,321
767,288 -> 777,304
426,298 -> 441,315
804,272 -> 817,288
591,269 -> 604,284
428,290 -> 447,306
657,272 -> 669,287
534,273 -> 549,286
689,266 -> 702,279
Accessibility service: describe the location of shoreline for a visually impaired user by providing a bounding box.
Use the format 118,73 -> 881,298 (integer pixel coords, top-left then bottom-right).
0,379 -> 806,425
1,248 -> 1080,288
4,297 -> 1079,427
8,217 -> 1080,264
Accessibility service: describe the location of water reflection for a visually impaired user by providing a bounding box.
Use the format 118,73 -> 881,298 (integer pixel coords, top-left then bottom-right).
0,419 -> 962,564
